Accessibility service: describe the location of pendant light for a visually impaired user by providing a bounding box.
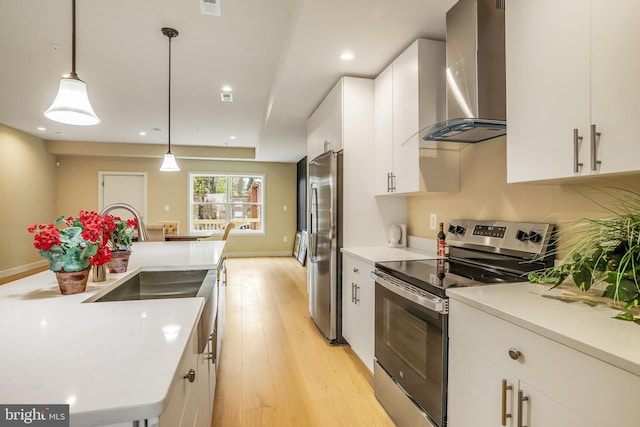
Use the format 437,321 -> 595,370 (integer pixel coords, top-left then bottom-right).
160,27 -> 180,172
44,0 -> 100,126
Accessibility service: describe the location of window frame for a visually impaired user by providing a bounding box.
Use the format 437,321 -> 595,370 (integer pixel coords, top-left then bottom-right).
188,172 -> 265,235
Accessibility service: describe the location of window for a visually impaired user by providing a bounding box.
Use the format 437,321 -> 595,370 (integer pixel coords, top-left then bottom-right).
189,173 -> 264,234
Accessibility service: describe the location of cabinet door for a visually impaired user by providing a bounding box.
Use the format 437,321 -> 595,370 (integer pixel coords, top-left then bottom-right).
392,41 -> 420,193
518,381 -> 593,427
341,255 -> 375,373
590,0 -> 640,174
505,0 -> 590,183
374,64 -> 394,195
320,80 -> 344,153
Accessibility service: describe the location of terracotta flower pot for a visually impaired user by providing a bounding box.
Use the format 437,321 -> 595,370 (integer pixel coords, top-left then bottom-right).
55,267 -> 90,295
109,250 -> 131,273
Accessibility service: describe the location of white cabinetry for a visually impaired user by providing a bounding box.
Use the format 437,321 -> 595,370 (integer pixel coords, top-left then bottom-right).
341,253 -> 375,373
158,328 -> 201,427
307,80 -> 344,161
447,299 -> 640,427
506,0 -> 640,183
374,38 -> 459,195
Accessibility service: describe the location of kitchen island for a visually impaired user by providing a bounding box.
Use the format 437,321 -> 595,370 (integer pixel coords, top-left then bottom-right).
0,241 -> 225,427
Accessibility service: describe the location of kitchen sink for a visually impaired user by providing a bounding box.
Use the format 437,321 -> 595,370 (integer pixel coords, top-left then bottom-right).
89,268 -> 218,353
93,269 -> 212,302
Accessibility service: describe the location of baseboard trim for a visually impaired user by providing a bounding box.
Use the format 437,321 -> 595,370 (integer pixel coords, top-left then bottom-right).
225,251 -> 296,258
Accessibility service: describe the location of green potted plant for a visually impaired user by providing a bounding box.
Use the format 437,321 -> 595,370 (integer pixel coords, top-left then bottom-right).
27,211 -> 112,294
104,215 -> 138,273
529,188 -> 640,324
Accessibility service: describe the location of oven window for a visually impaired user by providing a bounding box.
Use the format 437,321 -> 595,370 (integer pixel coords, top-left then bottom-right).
375,284 -> 446,426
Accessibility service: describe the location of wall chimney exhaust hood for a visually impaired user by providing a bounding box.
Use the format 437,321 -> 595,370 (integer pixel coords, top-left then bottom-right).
408,0 -> 506,149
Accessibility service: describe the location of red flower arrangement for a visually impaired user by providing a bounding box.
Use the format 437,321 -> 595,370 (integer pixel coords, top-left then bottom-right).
28,211 -> 114,272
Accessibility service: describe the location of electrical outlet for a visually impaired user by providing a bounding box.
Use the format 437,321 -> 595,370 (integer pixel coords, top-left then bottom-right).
283,236 -> 288,243
430,213 -> 437,230
283,205 -> 288,212
164,205 -> 170,212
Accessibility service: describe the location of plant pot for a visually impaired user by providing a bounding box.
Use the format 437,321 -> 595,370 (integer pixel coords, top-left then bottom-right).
55,267 -> 90,295
109,251 -> 131,273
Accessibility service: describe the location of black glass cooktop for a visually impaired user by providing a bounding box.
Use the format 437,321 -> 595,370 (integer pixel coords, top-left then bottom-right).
375,258 -> 528,297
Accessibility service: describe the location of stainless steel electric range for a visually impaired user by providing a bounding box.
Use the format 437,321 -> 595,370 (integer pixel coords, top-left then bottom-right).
371,220 -> 556,427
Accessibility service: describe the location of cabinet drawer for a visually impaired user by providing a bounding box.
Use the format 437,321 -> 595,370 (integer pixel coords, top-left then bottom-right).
342,255 -> 372,283
449,299 -> 640,427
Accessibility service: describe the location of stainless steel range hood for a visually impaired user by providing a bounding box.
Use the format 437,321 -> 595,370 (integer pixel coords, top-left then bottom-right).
414,0 -> 506,148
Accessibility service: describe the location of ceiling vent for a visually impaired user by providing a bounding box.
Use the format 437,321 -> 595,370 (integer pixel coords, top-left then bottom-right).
220,92 -> 233,102
200,0 -> 221,16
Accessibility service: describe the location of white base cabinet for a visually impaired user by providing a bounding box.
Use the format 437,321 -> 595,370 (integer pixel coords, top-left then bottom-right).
447,299 -> 640,427
341,254 -> 375,373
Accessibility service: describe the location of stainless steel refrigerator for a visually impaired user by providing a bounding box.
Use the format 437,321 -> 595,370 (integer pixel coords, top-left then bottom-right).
308,150 -> 343,344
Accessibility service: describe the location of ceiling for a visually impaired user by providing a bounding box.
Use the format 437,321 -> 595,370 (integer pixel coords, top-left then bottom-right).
0,0 -> 457,163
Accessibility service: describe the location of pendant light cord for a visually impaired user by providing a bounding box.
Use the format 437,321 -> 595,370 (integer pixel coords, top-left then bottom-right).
167,33 -> 172,154
71,0 -> 77,79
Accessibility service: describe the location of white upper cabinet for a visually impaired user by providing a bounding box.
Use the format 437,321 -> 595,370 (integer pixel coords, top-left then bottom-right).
374,39 -> 459,195
506,0 -> 640,182
307,80 -> 344,162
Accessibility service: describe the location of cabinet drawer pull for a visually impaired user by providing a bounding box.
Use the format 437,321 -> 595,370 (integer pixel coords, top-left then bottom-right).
501,379 -> 513,426
517,390 -> 529,427
354,284 -> 360,304
573,128 -> 583,173
353,267 -> 359,274
351,282 -> 356,303
183,368 -> 196,383
591,124 -> 602,171
508,348 -> 522,360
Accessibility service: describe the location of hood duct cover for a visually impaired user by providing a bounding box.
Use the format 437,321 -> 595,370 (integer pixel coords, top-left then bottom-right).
420,0 -> 506,146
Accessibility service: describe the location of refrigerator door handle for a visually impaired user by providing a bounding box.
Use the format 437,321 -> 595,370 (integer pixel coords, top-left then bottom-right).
309,185 -> 319,261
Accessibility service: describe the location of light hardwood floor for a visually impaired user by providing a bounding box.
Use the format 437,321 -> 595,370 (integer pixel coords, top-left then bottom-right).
212,257 -> 395,427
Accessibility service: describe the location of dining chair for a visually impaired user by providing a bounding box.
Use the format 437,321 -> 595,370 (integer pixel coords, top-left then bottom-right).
145,223 -> 166,241
198,222 -> 235,241
159,221 -> 180,235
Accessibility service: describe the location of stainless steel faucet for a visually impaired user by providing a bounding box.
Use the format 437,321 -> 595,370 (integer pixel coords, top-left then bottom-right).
99,203 -> 148,241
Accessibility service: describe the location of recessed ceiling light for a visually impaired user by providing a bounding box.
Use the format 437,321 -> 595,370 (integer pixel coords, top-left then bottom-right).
139,131 -> 147,136
222,85 -> 232,92
340,52 -> 354,61
37,126 -> 46,131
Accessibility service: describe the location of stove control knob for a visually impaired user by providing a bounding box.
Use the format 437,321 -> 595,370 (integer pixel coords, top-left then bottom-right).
448,224 -> 457,234
516,230 -> 528,241
455,225 -> 466,235
528,231 -> 542,244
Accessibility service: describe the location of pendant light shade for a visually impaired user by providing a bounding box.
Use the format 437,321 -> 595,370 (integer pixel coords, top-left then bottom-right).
45,0 -> 100,126
159,27 -> 180,172
45,76 -> 99,125
160,152 -> 180,171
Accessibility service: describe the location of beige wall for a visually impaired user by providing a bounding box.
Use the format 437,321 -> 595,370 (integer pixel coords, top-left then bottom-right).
0,124 -> 57,273
408,137 -> 640,258
56,155 -> 298,257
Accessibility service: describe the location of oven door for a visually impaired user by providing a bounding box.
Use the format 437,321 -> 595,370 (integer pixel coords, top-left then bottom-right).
373,273 -> 448,427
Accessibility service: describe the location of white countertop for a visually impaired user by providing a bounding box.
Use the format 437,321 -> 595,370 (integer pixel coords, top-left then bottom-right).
447,282 -> 640,377
0,241 -> 226,426
341,246 -> 437,264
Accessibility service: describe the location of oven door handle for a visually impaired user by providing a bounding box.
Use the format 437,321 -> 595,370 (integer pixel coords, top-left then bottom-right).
370,271 -> 448,314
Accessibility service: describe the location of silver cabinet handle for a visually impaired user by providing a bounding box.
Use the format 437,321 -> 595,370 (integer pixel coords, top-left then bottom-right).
351,282 -> 355,303
354,284 -> 360,304
517,390 -> 529,427
183,368 -> 196,383
508,348 -> 522,360
387,172 -> 392,193
501,379 -> 513,426
591,124 -> 602,171
390,173 -> 396,192
573,128 -> 583,173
